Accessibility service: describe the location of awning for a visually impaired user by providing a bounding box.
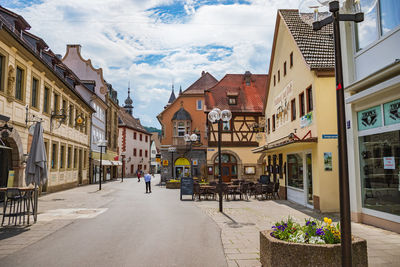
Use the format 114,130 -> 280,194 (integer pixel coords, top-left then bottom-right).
252,137 -> 318,153
93,159 -> 113,166
111,161 -> 122,166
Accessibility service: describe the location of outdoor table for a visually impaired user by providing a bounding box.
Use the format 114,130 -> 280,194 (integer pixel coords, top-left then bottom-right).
199,185 -> 216,200
0,187 -> 37,224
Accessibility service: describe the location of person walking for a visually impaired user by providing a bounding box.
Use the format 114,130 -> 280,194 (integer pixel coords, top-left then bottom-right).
144,172 -> 152,193
137,169 -> 141,182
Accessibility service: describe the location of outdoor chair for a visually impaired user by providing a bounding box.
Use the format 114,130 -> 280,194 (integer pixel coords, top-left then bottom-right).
240,183 -> 250,200
193,183 -> 202,201
253,183 -> 265,200
247,182 -> 255,198
232,179 -> 240,185
2,188 -> 23,226
228,185 -> 241,200
273,182 -> 280,199
265,184 -> 274,200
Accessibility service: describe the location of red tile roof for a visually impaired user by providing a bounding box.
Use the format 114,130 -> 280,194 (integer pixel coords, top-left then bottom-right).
205,72 -> 268,113
182,71 -> 218,95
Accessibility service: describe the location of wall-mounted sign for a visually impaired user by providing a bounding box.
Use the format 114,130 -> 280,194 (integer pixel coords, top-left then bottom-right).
384,98 -> 400,126
156,158 -> 161,163
192,159 -> 198,166
357,105 -> 382,131
322,134 -> 338,139
300,112 -> 313,128
162,160 -> 168,166
208,148 -> 215,151
324,152 -> 332,171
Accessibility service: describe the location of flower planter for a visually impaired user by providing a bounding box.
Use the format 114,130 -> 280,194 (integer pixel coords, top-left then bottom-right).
260,230 -> 368,267
166,182 -> 180,189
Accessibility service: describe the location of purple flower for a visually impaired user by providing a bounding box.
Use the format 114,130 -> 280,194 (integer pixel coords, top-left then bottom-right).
306,221 -> 310,226
316,228 -> 325,236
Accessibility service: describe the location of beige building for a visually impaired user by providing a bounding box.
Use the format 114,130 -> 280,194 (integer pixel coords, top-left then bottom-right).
0,7 -> 93,192
253,10 -> 339,212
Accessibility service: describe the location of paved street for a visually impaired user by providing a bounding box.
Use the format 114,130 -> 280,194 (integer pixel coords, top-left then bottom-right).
0,175 -> 227,267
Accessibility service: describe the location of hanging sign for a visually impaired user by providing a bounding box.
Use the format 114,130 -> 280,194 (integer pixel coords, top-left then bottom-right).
384,157 -> 395,170
357,105 -> 382,131
384,98 -> 400,126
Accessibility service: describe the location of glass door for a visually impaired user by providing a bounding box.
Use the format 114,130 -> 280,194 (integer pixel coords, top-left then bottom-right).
306,153 -> 313,205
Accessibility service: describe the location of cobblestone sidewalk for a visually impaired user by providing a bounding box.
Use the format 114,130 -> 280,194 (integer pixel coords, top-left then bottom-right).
0,180 -> 117,259
195,199 -> 400,267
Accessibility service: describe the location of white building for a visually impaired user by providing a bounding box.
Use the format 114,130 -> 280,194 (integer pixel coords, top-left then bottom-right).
341,0 -> 400,233
150,132 -> 161,174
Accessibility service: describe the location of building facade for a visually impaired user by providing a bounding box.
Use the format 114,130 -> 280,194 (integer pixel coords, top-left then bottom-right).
253,10 -> 339,212
157,72 -> 218,181
118,88 -> 151,177
0,6 -> 93,192
205,71 -> 267,182
341,0 -> 400,232
150,132 -> 161,174
62,44 -> 120,183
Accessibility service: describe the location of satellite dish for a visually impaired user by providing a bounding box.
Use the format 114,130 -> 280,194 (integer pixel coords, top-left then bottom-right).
28,124 -> 36,135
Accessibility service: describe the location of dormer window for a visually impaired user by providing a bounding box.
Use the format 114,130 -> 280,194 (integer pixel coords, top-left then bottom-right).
228,97 -> 237,105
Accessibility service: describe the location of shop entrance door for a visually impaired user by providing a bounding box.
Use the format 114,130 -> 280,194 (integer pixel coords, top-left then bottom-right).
306,153 -> 313,206
215,154 -> 238,182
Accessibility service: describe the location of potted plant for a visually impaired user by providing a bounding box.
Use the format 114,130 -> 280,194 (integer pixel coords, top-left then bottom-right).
260,217 -> 368,267
166,179 -> 181,189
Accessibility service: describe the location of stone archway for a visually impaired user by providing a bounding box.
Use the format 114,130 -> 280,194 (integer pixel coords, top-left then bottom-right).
2,128 -> 24,187
210,150 -> 243,181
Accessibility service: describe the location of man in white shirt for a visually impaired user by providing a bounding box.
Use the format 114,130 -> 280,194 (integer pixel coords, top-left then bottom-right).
144,172 -> 152,193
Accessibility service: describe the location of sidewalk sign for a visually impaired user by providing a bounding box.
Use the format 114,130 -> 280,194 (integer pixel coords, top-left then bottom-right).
180,177 -> 194,200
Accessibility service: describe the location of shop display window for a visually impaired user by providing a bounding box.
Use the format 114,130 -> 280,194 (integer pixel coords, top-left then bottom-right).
359,130 -> 400,216
287,153 -> 303,189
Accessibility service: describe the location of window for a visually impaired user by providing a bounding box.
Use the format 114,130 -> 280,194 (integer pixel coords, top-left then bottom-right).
245,78 -> 250,86
228,97 -> 237,105
44,140 -> 49,168
145,150 -> 148,157
273,75 -> 276,86
222,121 -> 230,131
196,100 -> 203,110
267,118 -> 270,134
67,146 -> 72,168
74,148 -> 77,168
15,67 -> 24,101
62,99 -> 67,123
134,148 -> 137,156
145,136 -> 148,142
278,70 -> 280,82
299,92 -> 305,117
287,154 -> 304,189
0,54 -> 4,91
51,142 -> 58,169
53,92 -> 59,113
272,115 -> 275,131
43,87 -> 50,114
356,0 -> 400,51
60,145 -> 65,169
134,132 -> 137,140
139,149 -> 142,157
140,134 -> 142,141
69,104 -> 74,126
84,150 -> 87,169
291,99 -> 296,121
31,77 -> 39,108
290,52 -> 293,68
144,165 -> 147,170
284,62 -> 287,76
306,86 -> 313,112
178,122 -> 185,136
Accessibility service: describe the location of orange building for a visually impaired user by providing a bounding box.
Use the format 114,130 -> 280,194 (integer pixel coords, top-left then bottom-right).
157,71 -> 218,181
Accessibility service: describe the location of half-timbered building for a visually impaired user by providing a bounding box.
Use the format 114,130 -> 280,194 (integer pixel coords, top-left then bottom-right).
205,71 -> 267,182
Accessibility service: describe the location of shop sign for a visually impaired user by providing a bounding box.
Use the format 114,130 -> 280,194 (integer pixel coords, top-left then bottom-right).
156,158 -> 161,163
192,159 -> 198,166
322,134 -> 338,139
300,112 -> 312,128
384,98 -> 400,126
208,148 -> 215,151
162,160 -> 168,166
357,105 -> 382,131
383,157 -> 395,170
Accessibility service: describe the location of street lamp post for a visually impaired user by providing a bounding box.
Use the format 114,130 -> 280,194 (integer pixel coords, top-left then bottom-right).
299,1 -> 364,266
168,146 -> 176,179
121,151 -> 126,182
208,108 -> 232,213
97,139 -> 108,190
184,133 -> 199,178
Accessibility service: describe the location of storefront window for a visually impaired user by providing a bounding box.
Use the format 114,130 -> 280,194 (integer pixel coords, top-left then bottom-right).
359,130 -> 400,216
287,154 -> 303,189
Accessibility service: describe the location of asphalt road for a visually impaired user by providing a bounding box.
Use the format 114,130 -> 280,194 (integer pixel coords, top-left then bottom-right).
1,176 -> 227,267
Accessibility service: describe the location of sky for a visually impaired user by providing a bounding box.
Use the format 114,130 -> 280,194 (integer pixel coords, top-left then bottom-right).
4,0 -> 300,128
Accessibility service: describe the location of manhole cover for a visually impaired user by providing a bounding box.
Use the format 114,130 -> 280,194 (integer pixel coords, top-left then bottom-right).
52,198 -> 65,201
75,209 -> 97,214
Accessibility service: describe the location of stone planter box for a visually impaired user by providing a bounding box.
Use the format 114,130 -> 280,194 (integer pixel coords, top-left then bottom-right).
260,230 -> 368,267
166,182 -> 180,189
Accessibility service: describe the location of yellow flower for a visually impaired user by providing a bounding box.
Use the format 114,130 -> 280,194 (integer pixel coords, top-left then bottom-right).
327,219 -> 332,225
324,217 -> 329,223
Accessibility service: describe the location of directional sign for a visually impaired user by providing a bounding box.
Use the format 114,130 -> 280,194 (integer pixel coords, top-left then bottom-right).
322,134 -> 338,139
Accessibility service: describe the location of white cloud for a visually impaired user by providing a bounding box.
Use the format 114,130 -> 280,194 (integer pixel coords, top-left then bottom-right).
9,0 -> 300,127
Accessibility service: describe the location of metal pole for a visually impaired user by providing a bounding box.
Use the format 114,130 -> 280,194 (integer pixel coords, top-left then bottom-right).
190,142 -> 193,178
218,119 -> 223,212
331,2 -> 352,266
99,146 -> 102,190
121,156 -> 124,182
171,151 -> 174,179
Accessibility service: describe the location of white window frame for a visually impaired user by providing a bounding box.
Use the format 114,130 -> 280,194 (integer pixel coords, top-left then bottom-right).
196,100 -> 203,110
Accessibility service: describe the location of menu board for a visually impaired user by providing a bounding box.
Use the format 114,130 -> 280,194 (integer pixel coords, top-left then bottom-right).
180,177 -> 194,200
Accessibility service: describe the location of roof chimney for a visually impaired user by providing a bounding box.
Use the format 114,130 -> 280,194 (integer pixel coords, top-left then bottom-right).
201,71 -> 205,76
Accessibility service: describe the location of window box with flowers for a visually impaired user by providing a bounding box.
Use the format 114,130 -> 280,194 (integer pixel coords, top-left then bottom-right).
260,217 -> 368,267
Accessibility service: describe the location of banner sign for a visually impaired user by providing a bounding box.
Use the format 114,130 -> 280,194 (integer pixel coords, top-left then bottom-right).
300,112 -> 313,128
384,98 -> 400,126
357,105 -> 382,131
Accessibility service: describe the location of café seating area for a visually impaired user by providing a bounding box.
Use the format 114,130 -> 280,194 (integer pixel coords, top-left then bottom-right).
193,175 -> 280,201
1,187 -> 36,226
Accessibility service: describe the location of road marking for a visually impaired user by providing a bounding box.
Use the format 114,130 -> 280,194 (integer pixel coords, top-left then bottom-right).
38,208 -> 108,221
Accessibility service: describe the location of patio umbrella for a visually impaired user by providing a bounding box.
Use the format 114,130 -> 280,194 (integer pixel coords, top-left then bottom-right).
25,122 -> 47,222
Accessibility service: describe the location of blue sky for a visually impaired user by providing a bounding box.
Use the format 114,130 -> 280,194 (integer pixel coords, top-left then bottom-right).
4,0 -> 300,128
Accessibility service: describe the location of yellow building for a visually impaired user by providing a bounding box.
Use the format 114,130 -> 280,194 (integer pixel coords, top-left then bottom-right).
253,10 -> 339,212
205,72 -> 267,182
0,7 -> 93,192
